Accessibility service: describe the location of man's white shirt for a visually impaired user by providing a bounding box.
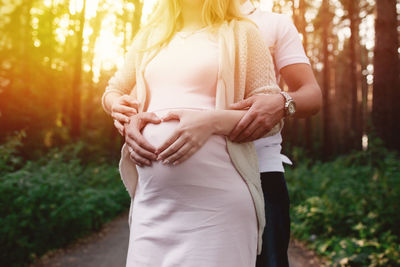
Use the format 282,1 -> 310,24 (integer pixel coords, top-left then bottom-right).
242,1 -> 310,173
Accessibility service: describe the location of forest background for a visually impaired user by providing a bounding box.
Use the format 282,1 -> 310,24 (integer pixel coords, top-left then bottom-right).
0,0 -> 399,266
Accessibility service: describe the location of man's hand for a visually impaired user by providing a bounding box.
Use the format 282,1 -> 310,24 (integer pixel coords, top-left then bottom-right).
111,95 -> 139,136
229,94 -> 285,142
125,112 -> 161,167
156,110 -> 216,166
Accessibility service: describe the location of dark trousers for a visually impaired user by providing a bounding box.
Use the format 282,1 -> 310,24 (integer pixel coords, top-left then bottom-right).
255,172 -> 290,267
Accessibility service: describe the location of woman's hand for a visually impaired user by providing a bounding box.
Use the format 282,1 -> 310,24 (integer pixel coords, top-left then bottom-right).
125,112 -> 162,167
156,109 -> 217,166
110,95 -> 139,136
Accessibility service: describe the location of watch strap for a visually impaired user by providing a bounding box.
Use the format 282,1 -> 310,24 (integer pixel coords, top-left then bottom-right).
280,91 -> 294,117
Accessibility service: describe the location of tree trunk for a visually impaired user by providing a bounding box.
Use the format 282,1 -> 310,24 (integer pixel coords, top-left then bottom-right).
22,0 -> 34,95
321,0 -> 332,158
348,0 -> 362,150
85,7 -> 105,126
70,0 -> 86,139
372,0 -> 400,151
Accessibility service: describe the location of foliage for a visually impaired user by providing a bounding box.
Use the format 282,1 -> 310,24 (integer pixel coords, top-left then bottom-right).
0,143 -> 130,267
286,143 -> 400,266
0,131 -> 26,175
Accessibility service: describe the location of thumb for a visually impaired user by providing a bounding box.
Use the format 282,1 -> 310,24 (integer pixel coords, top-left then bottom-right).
161,111 -> 182,122
229,97 -> 254,110
141,112 -> 162,124
123,95 -> 140,108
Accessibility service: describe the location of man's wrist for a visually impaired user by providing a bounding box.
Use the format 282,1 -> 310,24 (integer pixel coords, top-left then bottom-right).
280,91 -> 296,117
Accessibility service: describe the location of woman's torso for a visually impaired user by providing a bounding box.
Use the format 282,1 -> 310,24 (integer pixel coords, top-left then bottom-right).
145,29 -> 219,113
139,29 -> 221,159
127,29 -> 258,267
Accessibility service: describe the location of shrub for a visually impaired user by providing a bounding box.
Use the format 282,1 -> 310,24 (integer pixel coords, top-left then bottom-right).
286,144 -> 400,266
0,143 -> 130,266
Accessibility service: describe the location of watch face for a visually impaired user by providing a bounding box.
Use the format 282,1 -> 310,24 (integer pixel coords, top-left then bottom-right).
288,102 -> 296,115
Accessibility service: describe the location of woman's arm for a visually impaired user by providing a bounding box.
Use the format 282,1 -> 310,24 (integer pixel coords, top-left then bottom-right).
210,109 -> 248,136
101,42 -> 139,134
155,109 -> 247,165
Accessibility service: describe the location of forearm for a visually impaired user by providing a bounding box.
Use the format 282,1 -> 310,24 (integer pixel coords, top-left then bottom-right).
209,110 -> 247,136
288,83 -> 322,118
281,64 -> 322,118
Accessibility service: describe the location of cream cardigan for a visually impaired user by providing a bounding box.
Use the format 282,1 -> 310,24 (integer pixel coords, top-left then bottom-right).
102,19 -> 283,255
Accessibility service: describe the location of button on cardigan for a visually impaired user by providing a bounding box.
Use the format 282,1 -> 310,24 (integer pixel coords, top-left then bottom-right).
102,19 -> 283,255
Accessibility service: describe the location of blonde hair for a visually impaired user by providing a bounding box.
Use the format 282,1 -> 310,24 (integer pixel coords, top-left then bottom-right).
133,0 -> 245,52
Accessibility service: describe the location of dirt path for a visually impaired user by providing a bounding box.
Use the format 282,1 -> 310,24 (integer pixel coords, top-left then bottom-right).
32,212 -> 324,267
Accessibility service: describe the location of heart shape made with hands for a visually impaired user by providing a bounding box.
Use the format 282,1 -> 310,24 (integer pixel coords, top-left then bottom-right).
141,118 -> 180,150
128,110 -> 181,150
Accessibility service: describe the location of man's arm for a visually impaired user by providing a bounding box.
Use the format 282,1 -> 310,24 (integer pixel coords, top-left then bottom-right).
229,63 -> 321,142
281,63 -> 322,118
229,13 -> 322,142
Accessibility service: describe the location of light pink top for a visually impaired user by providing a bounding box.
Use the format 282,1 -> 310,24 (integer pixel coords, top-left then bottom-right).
145,31 -> 219,112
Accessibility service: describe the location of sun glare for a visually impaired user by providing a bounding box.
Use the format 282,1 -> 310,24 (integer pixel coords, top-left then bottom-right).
86,0 -> 373,83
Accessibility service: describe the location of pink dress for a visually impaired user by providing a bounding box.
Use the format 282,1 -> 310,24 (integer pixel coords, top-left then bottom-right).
126,30 -> 258,267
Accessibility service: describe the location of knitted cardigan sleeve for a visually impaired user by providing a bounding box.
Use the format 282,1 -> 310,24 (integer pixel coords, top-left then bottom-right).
101,42 -> 137,114
236,21 -> 284,136
243,22 -> 281,98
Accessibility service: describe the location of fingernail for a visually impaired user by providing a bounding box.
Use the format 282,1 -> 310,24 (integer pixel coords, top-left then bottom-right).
173,161 -> 179,166
162,160 -> 169,165
156,155 -> 162,161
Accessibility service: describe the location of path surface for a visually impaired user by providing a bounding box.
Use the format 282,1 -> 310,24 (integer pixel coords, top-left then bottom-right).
32,212 -> 324,267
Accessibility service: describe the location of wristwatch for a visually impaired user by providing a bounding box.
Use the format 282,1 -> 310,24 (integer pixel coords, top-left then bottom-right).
280,91 -> 296,117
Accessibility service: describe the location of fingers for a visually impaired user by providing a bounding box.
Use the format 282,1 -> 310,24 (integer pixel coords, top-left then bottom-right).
161,142 -> 192,165
125,136 -> 156,165
113,104 -> 137,117
111,111 -> 130,124
235,119 -> 260,142
229,111 -> 256,141
127,146 -> 147,167
229,97 -> 255,110
114,119 -> 125,136
161,111 -> 181,122
120,95 -> 139,110
240,125 -> 266,143
125,124 -> 157,154
172,146 -> 198,165
140,112 -> 162,125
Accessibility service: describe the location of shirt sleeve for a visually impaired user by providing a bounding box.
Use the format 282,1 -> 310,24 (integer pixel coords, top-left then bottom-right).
101,42 -> 137,114
274,15 -> 310,72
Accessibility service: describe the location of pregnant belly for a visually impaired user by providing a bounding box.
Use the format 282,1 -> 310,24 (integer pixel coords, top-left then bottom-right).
133,113 -> 255,226
135,113 -> 243,197
138,118 -> 229,180
140,119 -> 180,151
